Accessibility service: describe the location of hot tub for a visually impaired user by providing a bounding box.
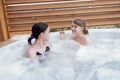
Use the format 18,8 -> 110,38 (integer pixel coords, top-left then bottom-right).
0,29 -> 120,80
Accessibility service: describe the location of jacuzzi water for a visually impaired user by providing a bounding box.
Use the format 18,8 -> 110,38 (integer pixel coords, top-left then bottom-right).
0,29 -> 120,80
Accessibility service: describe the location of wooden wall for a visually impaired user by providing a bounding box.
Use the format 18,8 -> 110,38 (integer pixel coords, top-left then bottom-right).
1,0 -> 120,38
0,0 -> 8,41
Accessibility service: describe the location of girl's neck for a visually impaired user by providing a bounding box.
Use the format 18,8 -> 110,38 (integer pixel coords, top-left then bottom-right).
74,32 -> 83,39
33,39 -> 45,49
74,32 -> 86,44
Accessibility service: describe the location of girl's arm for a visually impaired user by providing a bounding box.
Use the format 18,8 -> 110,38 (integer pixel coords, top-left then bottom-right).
27,48 -> 36,58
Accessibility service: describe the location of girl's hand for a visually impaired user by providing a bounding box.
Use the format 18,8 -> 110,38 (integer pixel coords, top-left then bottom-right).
59,31 -> 65,39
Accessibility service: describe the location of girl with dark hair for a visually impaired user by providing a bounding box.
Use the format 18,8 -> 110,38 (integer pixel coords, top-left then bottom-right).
27,22 -> 51,58
60,18 -> 89,45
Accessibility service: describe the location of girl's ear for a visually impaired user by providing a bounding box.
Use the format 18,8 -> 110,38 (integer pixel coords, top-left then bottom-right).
38,33 -> 43,38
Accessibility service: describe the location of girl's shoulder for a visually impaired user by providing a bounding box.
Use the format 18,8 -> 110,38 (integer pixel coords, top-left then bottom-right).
27,45 -> 37,58
44,41 -> 52,47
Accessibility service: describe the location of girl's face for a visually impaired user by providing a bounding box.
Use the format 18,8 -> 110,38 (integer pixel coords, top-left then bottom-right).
40,27 -> 50,41
71,23 -> 82,34
43,27 -> 50,41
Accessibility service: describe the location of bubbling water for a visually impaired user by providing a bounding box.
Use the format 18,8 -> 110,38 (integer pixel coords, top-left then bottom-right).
0,29 -> 120,80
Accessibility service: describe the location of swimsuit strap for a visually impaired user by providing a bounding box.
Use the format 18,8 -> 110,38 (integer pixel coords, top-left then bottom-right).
45,46 -> 50,52
36,46 -> 50,55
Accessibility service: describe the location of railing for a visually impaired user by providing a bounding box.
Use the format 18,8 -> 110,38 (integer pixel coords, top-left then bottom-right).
0,0 -> 120,40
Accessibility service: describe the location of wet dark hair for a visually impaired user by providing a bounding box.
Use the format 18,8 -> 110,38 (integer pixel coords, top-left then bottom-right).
73,18 -> 88,35
28,22 -> 48,45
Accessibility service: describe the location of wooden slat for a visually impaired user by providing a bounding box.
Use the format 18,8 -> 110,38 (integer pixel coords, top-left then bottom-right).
8,12 -> 120,25
9,17 -> 120,32
9,25 -> 32,31
9,31 -> 31,37
8,21 -> 73,32
74,12 -> 120,20
6,5 -> 120,19
8,15 -> 73,25
4,0 -> 68,5
5,0 -> 120,12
